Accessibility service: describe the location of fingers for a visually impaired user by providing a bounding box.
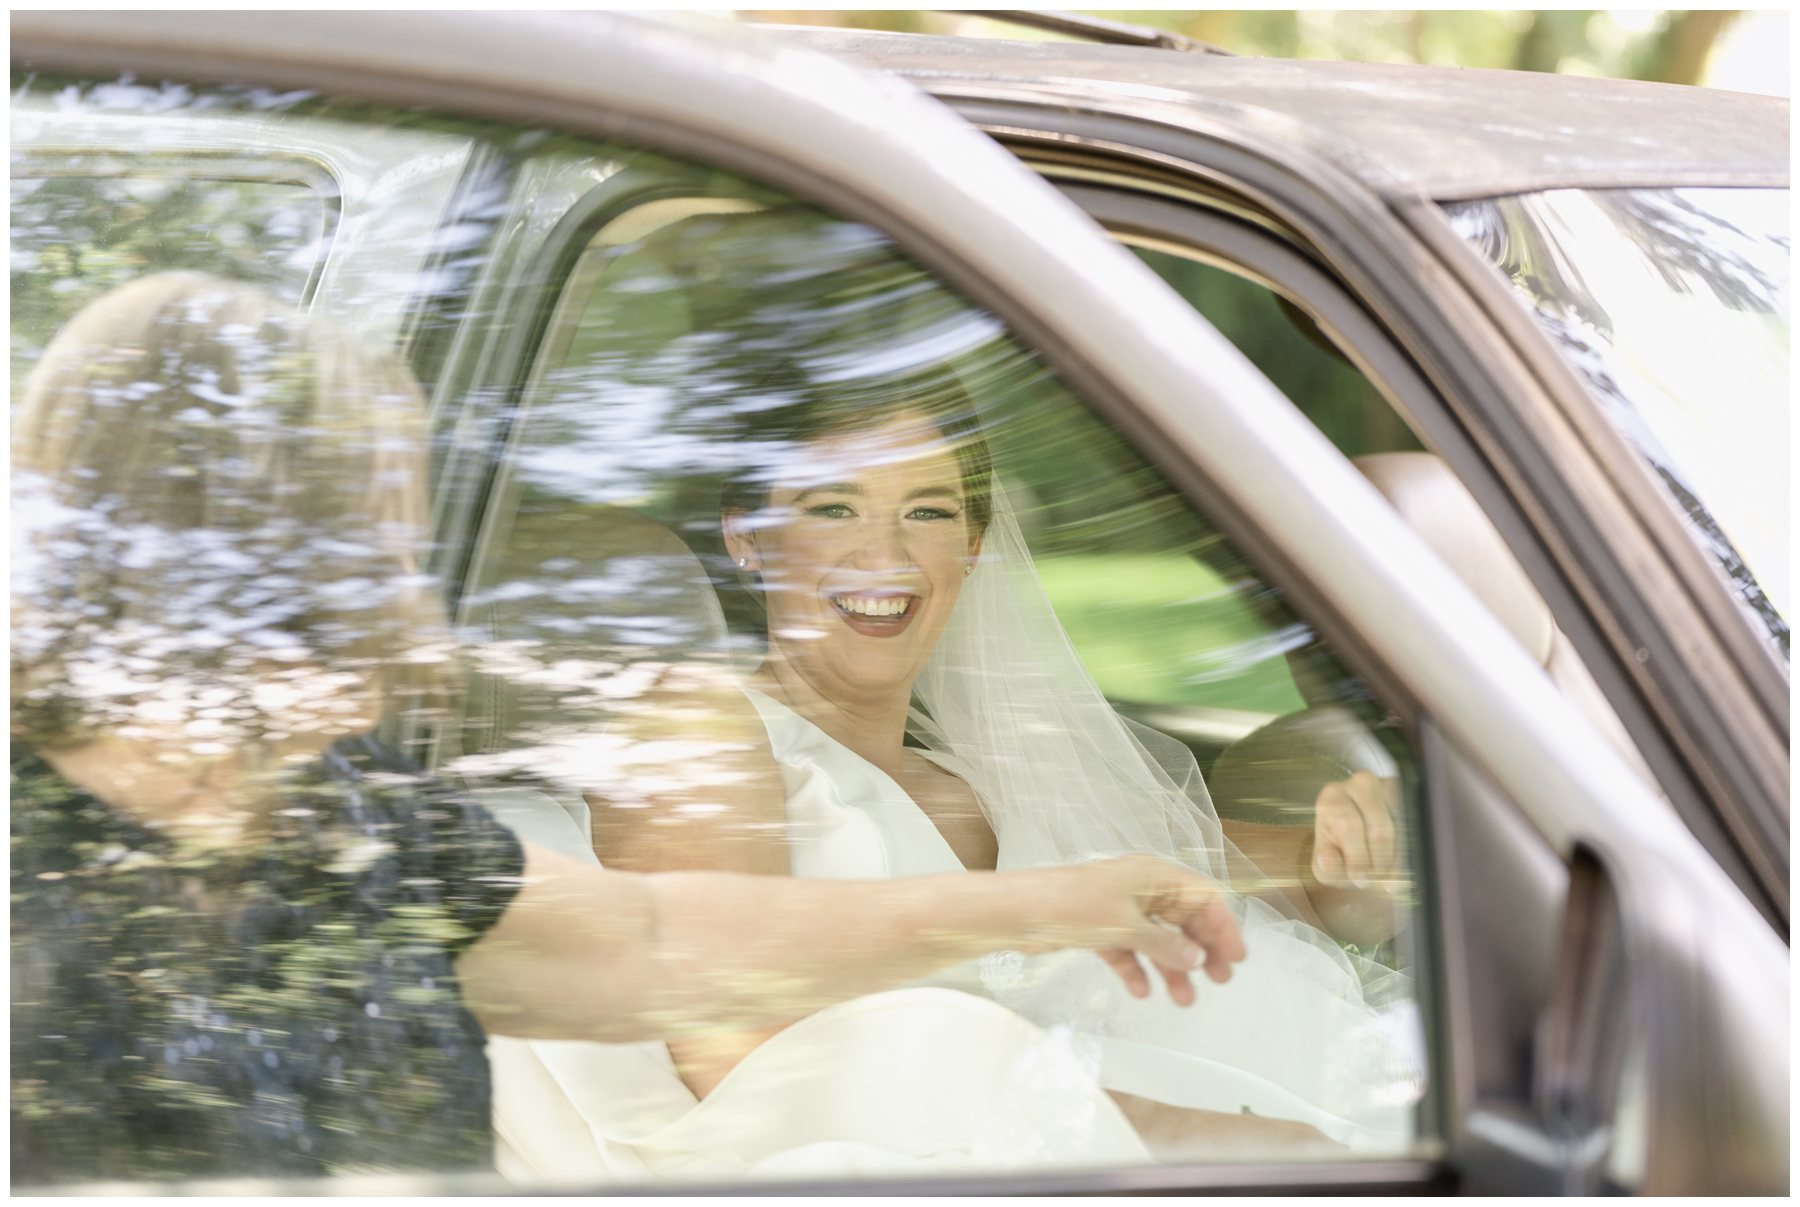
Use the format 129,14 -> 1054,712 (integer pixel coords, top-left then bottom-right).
1127,919 -> 1204,979
1134,902 -> 1244,996
1076,857 -> 1248,1004
1311,830 -> 1350,887
1134,861 -> 1246,987
1157,957 -> 1198,1007
1106,930 -> 1202,1006
1314,771 -> 1399,888
1354,771 -> 1397,882
1314,781 -> 1373,887
1096,948 -> 1152,999
1178,899 -> 1246,983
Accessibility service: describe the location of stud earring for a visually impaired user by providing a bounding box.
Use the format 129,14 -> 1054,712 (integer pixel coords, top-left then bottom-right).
963,564 -> 973,577
737,557 -> 748,569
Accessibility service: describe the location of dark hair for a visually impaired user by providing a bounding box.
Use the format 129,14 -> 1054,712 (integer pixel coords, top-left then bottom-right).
716,361 -> 993,535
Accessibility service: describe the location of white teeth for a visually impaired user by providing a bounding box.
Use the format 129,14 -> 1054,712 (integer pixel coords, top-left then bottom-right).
834,595 -> 910,618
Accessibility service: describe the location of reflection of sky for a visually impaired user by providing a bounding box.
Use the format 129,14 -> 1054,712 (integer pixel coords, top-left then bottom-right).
1533,189 -> 1788,619
512,310 -> 1011,504
1454,187 -> 1790,637
1181,623 -> 1313,685
805,311 -> 1004,382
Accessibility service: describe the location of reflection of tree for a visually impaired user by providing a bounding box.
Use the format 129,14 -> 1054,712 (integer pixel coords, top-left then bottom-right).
1448,192 -> 1790,654
1596,191 -> 1784,314
499,192 -> 1322,721
1444,198 -> 1614,335
10,174 -> 324,393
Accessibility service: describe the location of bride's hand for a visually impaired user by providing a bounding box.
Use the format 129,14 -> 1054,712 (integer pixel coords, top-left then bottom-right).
1047,855 -> 1247,1006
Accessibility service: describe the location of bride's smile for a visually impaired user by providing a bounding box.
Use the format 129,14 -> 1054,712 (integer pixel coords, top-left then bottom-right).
725,411 -> 983,703
828,588 -> 919,635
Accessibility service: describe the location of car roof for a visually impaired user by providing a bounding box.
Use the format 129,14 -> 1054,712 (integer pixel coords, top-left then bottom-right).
769,28 -> 1790,200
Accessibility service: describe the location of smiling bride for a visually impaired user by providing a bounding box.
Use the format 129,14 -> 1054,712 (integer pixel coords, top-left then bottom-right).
491,363 -> 1424,1181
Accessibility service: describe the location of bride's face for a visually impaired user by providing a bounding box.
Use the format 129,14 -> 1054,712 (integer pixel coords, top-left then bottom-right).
730,413 -> 982,702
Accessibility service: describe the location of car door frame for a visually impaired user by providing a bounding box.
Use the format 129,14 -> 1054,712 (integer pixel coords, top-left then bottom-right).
12,9 -> 1782,1197
878,78 -> 1790,936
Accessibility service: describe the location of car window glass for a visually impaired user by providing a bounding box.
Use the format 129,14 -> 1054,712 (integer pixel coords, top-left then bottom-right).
1446,187 -> 1790,654
9,172 -> 332,394
13,71 -> 1429,1191
463,161 -> 1431,1180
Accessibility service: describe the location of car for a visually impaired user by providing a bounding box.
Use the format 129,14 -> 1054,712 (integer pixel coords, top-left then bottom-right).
9,9 -> 1787,1197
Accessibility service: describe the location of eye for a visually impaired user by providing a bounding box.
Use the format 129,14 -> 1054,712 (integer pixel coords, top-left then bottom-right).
806,502 -> 856,519
908,506 -> 960,522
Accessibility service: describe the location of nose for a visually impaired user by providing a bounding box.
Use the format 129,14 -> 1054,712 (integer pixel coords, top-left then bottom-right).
852,512 -> 912,572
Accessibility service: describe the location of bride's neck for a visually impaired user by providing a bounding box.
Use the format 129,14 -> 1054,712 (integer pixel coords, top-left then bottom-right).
756,661 -> 912,777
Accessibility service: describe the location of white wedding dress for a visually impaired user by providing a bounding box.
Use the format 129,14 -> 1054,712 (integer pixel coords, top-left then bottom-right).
487,473 -> 1422,1183
486,684 -> 1421,1185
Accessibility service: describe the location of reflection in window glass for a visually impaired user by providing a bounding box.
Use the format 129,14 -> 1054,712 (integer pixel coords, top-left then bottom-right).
1446,187 -> 1790,654
12,73 -> 1427,1191
9,173 -> 331,393
469,192 -> 1427,1179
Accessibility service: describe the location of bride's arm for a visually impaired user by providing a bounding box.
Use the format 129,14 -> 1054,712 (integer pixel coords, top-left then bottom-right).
580,674 -> 808,1095
456,847 -> 1244,1046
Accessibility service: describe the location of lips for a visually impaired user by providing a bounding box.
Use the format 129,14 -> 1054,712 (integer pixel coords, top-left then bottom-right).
828,591 -> 921,637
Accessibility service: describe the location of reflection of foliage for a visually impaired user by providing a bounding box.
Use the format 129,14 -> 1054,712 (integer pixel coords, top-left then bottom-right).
1598,191 -> 1784,314
9,172 -> 327,394
1447,192 -> 1790,654
500,188 -> 1319,720
1446,199 -> 1614,335
11,739 -> 515,1182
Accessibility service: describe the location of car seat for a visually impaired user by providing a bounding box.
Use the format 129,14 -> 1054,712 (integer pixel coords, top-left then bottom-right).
443,495 -> 739,858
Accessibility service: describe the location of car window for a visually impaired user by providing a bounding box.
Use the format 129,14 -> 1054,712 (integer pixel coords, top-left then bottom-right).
12,70 -> 1429,1192
9,172 -> 333,394
1105,212 -> 1668,798
457,151 -> 1431,1180
1445,187 -> 1790,655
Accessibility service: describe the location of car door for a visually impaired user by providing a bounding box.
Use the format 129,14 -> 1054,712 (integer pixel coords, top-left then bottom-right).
805,51 -> 1789,935
11,10 -> 1784,1196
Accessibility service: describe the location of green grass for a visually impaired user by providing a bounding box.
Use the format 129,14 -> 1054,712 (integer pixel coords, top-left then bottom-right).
1036,554 -> 1307,716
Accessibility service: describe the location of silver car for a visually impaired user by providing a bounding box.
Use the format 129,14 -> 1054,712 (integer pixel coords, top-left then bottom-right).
10,10 -> 1787,1196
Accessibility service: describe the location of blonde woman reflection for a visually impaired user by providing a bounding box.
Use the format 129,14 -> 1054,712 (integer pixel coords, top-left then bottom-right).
515,365 -> 1424,1179
9,273 -> 1248,1185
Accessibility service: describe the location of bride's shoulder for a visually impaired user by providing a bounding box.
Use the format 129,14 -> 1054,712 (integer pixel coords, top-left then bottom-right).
611,662 -> 772,749
587,662 -> 790,875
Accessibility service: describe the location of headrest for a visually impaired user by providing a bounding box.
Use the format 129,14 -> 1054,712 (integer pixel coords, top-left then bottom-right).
1354,452 -> 1555,667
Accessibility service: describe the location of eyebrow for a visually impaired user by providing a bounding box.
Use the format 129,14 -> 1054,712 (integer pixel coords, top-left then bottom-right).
792,482 -> 862,504
791,483 -> 965,505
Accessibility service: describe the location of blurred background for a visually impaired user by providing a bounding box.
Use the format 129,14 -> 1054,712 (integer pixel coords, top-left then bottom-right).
736,9 -> 1790,96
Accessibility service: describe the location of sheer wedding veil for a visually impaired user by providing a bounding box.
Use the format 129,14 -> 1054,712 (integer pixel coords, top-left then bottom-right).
907,476 -> 1235,884
906,476 -> 1422,1141
905,473 -> 1415,1005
